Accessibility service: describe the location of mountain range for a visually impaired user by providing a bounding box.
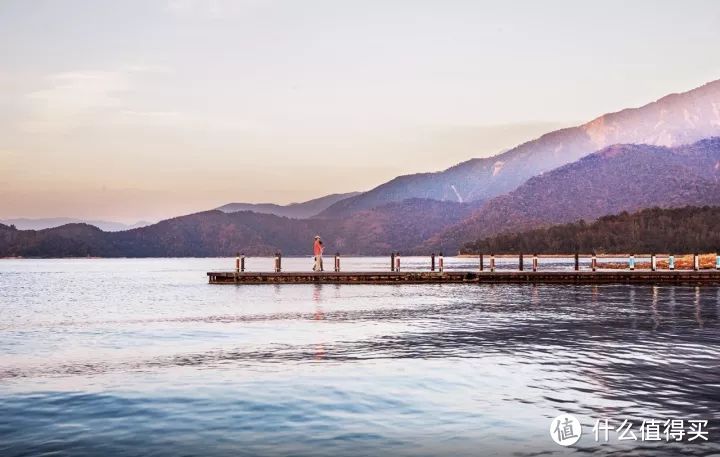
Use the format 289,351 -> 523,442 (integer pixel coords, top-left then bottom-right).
426,137 -> 720,252
0,218 -> 151,232
3,78 -> 720,257
319,79 -> 720,217
2,192 -> 358,233
0,198 -> 478,257
216,192 -> 360,219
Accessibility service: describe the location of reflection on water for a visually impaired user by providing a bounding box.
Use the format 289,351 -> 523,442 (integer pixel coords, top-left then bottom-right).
0,258 -> 719,457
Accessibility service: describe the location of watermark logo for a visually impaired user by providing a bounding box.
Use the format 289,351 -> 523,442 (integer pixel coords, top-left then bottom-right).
550,414 -> 582,446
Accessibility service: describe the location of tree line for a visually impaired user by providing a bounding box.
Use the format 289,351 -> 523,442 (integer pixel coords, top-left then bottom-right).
461,206 -> 720,254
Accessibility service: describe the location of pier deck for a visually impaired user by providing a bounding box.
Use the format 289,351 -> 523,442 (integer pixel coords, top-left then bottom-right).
207,270 -> 720,285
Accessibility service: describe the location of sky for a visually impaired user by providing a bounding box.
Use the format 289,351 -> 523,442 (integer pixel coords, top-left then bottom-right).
1,0 -> 720,223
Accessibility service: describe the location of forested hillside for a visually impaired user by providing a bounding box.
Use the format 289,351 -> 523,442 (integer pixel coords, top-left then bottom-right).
461,206 -> 720,254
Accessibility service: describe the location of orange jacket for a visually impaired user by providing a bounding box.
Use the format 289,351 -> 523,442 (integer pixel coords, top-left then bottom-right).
313,240 -> 323,256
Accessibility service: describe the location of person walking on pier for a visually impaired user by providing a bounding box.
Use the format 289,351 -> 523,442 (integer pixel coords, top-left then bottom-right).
313,235 -> 324,271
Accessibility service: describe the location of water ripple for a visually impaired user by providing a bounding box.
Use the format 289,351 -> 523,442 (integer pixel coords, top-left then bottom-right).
1,259 -> 719,456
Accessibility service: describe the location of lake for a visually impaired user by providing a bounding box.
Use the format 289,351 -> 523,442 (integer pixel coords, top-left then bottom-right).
1,258 -> 719,456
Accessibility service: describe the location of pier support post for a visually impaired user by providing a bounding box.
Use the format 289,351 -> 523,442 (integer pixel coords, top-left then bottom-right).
274,252 -> 282,272
479,254 -> 484,272
669,254 -> 675,271
391,252 -> 395,272
431,253 -> 435,272
651,253 -> 657,272
395,252 -> 401,272
235,252 -> 240,273
591,252 -> 597,272
693,253 -> 699,271
519,253 -> 524,271
241,253 -> 245,272
629,254 -> 635,271
439,252 -> 444,272
490,254 -> 495,272
334,252 -> 340,272
532,254 -> 538,272
574,253 -> 579,271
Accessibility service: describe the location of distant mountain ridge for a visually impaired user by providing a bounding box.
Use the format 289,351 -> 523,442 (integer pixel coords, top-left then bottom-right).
0,198 -> 478,257
427,137 -> 720,252
320,79 -> 720,217
6,80 -> 720,257
4,137 -> 720,257
217,192 -> 360,219
0,217 -> 151,232
4,136 -> 720,257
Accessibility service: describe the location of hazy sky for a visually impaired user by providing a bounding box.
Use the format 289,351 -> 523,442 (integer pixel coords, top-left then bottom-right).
2,0 -> 720,222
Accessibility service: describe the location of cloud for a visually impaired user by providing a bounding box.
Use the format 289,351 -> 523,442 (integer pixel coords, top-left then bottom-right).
20,66 -> 259,134
22,71 -> 129,132
29,71 -> 127,113
21,63 -> 173,126
20,66 -> 176,133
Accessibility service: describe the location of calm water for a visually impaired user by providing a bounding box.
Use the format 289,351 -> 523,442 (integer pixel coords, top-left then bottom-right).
1,257 -> 719,456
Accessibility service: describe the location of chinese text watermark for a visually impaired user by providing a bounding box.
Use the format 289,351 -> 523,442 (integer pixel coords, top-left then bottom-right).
550,414 -> 709,446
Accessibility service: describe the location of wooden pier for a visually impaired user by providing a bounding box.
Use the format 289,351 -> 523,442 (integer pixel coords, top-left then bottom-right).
207,270 -> 720,285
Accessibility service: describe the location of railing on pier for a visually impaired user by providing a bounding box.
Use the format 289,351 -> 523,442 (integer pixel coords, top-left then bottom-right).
224,252 -> 720,273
